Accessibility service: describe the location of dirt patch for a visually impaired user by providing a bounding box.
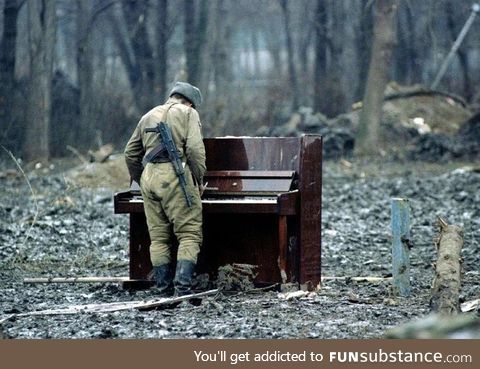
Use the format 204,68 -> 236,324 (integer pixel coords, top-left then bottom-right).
381,83 -> 472,135
64,155 -> 130,190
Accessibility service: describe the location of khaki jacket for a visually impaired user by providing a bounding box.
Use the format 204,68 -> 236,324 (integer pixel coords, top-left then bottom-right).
124,97 -> 206,185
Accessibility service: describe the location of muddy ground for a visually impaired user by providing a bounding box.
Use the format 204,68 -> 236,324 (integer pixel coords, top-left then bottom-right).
0,157 -> 479,339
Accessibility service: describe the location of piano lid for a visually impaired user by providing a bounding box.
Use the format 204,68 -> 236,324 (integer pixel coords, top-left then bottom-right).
203,170 -> 296,196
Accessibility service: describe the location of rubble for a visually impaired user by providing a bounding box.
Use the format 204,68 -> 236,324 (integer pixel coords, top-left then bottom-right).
265,84 -> 478,161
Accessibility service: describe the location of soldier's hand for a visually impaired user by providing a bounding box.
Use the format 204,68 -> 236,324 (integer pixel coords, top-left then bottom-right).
199,183 -> 206,197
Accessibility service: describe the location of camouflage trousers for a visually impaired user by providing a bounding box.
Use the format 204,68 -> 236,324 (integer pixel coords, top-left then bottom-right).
140,162 -> 202,266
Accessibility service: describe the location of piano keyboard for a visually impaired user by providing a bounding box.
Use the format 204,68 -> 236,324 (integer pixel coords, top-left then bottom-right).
128,196 -> 278,204
202,197 -> 277,204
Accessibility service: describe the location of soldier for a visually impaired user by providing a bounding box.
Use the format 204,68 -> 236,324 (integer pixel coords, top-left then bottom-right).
124,82 -> 206,297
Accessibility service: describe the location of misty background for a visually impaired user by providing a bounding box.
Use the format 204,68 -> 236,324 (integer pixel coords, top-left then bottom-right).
1,0 -> 479,162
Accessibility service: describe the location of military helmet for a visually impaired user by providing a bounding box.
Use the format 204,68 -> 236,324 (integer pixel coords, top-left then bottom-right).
169,81 -> 202,109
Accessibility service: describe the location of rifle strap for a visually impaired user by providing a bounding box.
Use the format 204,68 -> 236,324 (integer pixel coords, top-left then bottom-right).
142,103 -> 178,166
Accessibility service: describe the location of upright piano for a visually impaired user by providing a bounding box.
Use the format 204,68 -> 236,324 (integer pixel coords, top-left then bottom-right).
114,135 -> 322,289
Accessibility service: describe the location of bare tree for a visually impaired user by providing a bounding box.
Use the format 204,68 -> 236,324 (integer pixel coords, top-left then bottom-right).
313,0 -> 327,113
76,0 -> 95,148
445,1 -> 472,101
297,0 -> 314,92
355,0 -> 397,156
184,0 -> 209,86
394,0 -> 419,85
24,0 -> 56,162
75,0 -> 117,149
279,0 -> 299,111
155,0 -> 168,101
108,0 -> 155,113
0,0 -> 23,141
208,0 -> 232,135
355,0 -> 374,100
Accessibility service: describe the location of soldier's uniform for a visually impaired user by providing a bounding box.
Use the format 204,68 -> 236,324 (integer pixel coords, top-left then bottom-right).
124,82 -> 205,296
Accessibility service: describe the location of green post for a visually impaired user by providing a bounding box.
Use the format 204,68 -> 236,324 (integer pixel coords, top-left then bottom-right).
391,198 -> 411,297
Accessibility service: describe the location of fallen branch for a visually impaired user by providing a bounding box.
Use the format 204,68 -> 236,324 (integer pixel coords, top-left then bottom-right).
430,218 -> 464,315
24,276 -> 132,284
322,276 -> 392,282
0,289 -> 218,324
384,88 -> 467,107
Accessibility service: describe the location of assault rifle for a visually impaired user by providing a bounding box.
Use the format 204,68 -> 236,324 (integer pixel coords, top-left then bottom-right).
144,122 -> 193,207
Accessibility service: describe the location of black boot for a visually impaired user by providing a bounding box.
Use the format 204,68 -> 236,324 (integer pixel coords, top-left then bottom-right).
153,264 -> 173,297
173,260 -> 196,297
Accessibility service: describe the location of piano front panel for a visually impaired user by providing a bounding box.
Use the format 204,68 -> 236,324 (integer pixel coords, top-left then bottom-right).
204,138 -> 301,171
200,214 -> 286,284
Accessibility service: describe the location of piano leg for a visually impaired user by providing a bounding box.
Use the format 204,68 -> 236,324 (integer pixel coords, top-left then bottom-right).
278,215 -> 288,284
122,213 -> 154,290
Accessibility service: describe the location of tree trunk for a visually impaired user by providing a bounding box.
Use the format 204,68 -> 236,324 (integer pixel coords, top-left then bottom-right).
404,1 -> 421,83
123,0 -> 155,110
108,1 -> 155,113
354,0 -> 397,157
354,1 -> 374,101
76,0 -> 95,150
0,0 -> 21,141
313,0 -> 327,113
430,219 -> 463,315
184,0 -> 209,86
24,0 -> 56,162
210,0 -> 231,135
323,0 -> 346,117
297,2 -> 313,79
279,0 -> 299,112
155,0 -> 168,102
445,1 -> 472,101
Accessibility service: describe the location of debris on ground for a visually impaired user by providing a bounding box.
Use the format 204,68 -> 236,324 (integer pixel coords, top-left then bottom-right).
263,83 -> 478,161
0,155 -> 478,338
216,263 -> 258,291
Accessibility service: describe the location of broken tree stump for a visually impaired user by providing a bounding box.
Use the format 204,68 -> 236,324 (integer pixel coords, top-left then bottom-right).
430,218 -> 464,315
391,198 -> 411,297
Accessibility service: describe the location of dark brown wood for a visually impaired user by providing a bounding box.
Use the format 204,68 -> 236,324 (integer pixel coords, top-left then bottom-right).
129,213 -> 152,280
298,135 -> 322,286
114,136 -> 322,289
278,215 -> 288,283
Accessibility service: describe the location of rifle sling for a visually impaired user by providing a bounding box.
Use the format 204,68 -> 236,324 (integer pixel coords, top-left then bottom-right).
142,103 -> 178,166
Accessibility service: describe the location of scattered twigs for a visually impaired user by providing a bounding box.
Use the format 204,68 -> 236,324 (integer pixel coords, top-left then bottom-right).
430,217 -> 464,315
0,289 -> 218,325
0,145 -> 39,254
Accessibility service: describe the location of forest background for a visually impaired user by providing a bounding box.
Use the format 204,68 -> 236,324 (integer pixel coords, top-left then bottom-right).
0,0 -> 479,162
